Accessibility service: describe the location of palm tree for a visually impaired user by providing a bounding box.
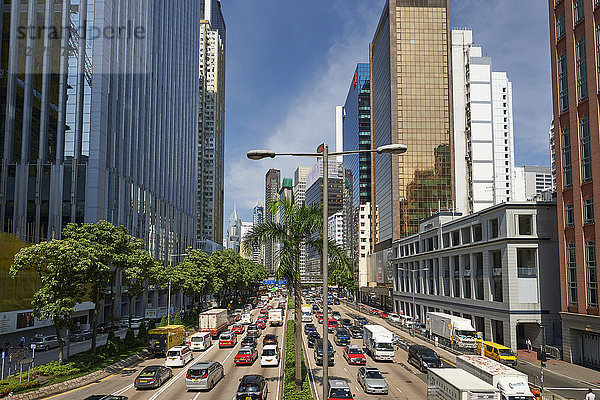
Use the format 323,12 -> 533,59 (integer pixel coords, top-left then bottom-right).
243,198 -> 352,390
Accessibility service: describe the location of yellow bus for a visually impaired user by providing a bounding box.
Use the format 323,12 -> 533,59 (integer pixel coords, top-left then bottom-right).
148,325 -> 185,355
476,339 -> 517,366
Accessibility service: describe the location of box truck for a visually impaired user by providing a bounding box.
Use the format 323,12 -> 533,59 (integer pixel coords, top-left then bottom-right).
268,309 -> 283,326
427,368 -> 501,400
199,309 -> 228,338
301,304 -> 312,322
427,312 -> 477,349
363,325 -> 395,361
456,355 -> 536,400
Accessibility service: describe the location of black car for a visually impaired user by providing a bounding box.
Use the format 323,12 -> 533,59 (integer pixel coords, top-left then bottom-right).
407,345 -> 442,372
236,374 -> 268,400
307,332 -> 321,348
97,323 -> 118,334
340,318 -> 353,329
263,334 -> 278,346
241,336 -> 258,348
247,325 -> 261,338
349,326 -> 363,339
334,328 -> 351,346
333,298 -> 340,305
134,365 -> 173,389
314,339 -> 335,366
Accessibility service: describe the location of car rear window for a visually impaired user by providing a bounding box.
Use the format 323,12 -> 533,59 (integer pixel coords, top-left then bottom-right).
188,368 -> 207,377
191,337 -> 204,342
240,384 -> 259,392
139,369 -> 157,378
365,370 -> 383,379
262,348 -> 275,356
167,350 -> 180,357
238,349 -> 252,355
348,348 -> 362,354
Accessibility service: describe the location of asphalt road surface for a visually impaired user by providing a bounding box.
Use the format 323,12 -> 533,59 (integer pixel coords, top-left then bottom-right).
48,306 -> 285,400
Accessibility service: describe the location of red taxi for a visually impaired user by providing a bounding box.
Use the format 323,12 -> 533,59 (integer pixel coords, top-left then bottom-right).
234,347 -> 258,365
218,332 -> 237,348
231,324 -> 245,334
256,319 -> 266,330
343,345 -> 366,365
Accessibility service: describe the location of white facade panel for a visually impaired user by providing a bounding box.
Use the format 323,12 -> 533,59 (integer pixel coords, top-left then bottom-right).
472,162 -> 494,180
470,84 -> 491,101
471,123 -> 493,141
471,103 -> 492,121
470,64 -> 491,82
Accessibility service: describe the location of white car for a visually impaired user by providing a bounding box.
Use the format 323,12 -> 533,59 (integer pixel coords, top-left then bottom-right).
388,313 -> 400,323
165,345 -> 194,367
261,345 -> 280,367
241,313 -> 252,325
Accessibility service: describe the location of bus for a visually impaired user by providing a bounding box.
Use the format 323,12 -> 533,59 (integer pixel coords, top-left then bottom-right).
148,325 -> 185,355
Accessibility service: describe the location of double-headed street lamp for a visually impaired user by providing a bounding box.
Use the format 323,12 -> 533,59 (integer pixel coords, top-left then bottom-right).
248,142 -> 407,398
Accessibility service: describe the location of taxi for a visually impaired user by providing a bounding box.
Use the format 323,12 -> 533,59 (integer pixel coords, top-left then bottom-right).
218,331 -> 237,348
234,347 -> 258,365
231,324 -> 245,334
343,345 -> 366,365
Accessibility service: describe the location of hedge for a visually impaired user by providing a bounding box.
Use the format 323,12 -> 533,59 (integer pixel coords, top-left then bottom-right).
0,380 -> 40,397
283,320 -> 313,400
288,295 -> 294,310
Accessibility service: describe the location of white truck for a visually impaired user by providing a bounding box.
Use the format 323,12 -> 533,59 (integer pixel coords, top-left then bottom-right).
268,309 -> 283,326
456,355 -> 536,400
363,325 -> 395,361
199,309 -> 228,338
427,368 -> 501,400
301,304 -> 312,322
427,312 -> 477,349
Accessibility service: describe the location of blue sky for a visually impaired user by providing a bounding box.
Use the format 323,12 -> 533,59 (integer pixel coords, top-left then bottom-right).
221,0 -> 552,225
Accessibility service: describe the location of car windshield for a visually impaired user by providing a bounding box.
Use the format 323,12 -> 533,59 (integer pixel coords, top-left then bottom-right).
365,370 -> 383,379
330,388 -> 352,398
139,369 -> 158,378
376,343 -> 394,350
498,348 -> 515,357
262,349 -> 275,356
167,350 -> 180,357
348,348 -> 362,354
188,368 -> 207,377
31,337 -> 44,343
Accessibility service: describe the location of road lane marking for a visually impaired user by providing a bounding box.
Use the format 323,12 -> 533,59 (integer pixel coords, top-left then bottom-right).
302,332 -> 320,400
112,382 -> 133,396
191,391 -> 202,400
397,387 -> 403,393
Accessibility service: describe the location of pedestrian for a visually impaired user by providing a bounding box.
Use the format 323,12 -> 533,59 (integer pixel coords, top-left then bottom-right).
3,340 -> 10,353
587,389 -> 596,400
19,335 -> 25,349
526,338 -> 532,353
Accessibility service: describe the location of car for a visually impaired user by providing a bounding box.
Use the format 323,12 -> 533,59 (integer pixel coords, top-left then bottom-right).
327,379 -> 353,399
370,308 -> 379,315
340,318 -> 352,329
327,319 -> 339,333
416,323 -> 429,336
357,367 -> 388,395
259,308 -> 268,315
349,326 -> 363,339
266,305 -> 273,310
378,311 -> 389,319
83,396 -> 128,400
69,329 -> 93,342
331,311 -> 341,320
246,325 -> 261,338
353,317 -> 367,326
343,345 -> 366,365
256,320 -> 266,330
235,374 -> 268,400
260,344 -> 280,367
387,313 -> 400,323
165,345 -> 194,367
185,361 -> 224,391
231,324 -> 245,334
263,334 -> 278,346
241,313 -> 253,325
314,339 -> 335,366
97,323 -> 118,334
234,347 -> 258,365
304,323 -> 317,334
241,336 -> 258,349
30,335 -> 59,351
134,365 -> 173,389
120,317 -> 145,329
333,298 -> 340,305
307,331 -> 321,348
334,328 -> 351,346
407,345 -> 442,372
219,332 -> 237,348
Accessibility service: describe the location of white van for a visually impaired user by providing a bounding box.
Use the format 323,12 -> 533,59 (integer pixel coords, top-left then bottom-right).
241,313 -> 252,325
165,345 -> 193,367
187,332 -> 212,351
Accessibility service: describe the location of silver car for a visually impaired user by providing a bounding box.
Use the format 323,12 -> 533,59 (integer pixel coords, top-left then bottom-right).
185,361 -> 224,391
357,367 -> 389,395
30,335 -> 60,351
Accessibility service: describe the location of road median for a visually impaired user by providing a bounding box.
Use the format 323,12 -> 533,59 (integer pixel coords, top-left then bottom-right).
283,319 -> 313,400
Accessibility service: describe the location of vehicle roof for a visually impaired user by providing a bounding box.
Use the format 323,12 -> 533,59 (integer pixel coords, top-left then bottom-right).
364,367 -> 381,372
240,374 -> 263,383
458,355 -> 522,375
142,365 -> 161,371
190,361 -> 216,368
262,344 -> 278,349
346,344 -> 361,349
430,368 -> 498,391
264,333 -> 277,338
328,379 -> 350,388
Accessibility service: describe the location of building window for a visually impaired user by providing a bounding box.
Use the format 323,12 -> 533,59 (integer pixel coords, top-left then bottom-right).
597,25 -> 600,87
565,203 -> 575,227
584,198 -> 595,223
557,15 -> 566,39
588,242 -> 598,308
576,37 -> 588,101
517,249 -> 537,278
567,243 -> 578,305
518,215 -> 532,235
562,128 -> 573,187
489,218 -> 499,239
558,53 -> 569,112
581,117 -> 592,182
574,0 -> 585,24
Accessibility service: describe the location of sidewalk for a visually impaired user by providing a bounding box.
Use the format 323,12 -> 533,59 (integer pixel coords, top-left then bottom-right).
516,349 -> 600,387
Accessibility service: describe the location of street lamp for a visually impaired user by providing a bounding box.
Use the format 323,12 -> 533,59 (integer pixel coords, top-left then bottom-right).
168,253 -> 187,325
397,266 -> 428,336
248,143 -> 407,398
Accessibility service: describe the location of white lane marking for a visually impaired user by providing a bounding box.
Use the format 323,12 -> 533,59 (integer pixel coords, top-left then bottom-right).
191,391 -> 202,400
302,332 -> 320,400
111,383 -> 133,396
344,367 -> 348,372
275,343 -> 283,400
397,387 -> 403,393
148,343 -> 216,400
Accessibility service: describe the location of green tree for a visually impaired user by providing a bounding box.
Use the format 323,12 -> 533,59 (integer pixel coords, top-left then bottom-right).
169,249 -> 214,308
122,248 -> 162,328
243,199 -> 351,390
160,316 -> 168,327
10,239 -> 94,364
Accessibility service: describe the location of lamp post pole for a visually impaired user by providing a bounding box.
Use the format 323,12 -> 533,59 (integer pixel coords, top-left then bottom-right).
322,144 -> 329,396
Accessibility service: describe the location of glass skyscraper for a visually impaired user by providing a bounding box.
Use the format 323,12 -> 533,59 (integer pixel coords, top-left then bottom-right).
371,0 -> 452,246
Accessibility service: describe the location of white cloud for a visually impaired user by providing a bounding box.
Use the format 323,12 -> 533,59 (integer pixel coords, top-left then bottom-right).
225,2 -> 382,222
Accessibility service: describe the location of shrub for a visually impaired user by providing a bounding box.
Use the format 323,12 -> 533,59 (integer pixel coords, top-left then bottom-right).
124,329 -> 136,346
287,295 -> 294,310
0,380 -> 40,397
283,320 -> 313,400
137,321 -> 148,344
148,319 -> 156,330
159,316 -> 168,327
173,312 -> 183,326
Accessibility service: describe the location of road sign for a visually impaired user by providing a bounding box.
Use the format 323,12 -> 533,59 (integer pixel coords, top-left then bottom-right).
30,344 -> 36,350
18,358 -> 33,365
1,352 -> 4,359
277,280 -> 287,285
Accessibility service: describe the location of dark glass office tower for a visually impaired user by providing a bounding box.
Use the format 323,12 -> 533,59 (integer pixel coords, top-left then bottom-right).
0,0 -> 201,261
343,63 -> 372,207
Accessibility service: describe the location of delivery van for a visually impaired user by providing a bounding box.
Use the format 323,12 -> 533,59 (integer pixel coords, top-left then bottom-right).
477,339 -> 517,366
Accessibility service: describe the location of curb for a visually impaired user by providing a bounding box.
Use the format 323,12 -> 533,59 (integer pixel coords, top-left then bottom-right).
10,350 -> 149,400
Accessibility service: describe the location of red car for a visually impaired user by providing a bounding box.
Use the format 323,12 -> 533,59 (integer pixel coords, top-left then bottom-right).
231,324 -> 245,334
256,320 -> 266,330
234,347 -> 258,365
267,305 -> 273,310
219,332 -> 237,348
370,308 -> 380,315
260,308 -> 268,315
316,312 -> 323,320
327,319 -> 339,333
379,311 -> 389,319
343,345 -> 366,365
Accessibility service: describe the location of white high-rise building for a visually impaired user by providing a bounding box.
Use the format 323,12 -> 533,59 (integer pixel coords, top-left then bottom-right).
357,203 -> 371,289
197,15 -> 225,248
512,166 -> 553,201
451,29 -> 516,214
328,212 -> 345,246
252,201 -> 265,265
293,167 -> 311,276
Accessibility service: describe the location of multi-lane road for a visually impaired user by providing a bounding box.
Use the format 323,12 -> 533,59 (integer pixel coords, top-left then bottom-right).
48,305 -> 286,400
302,303 -> 428,400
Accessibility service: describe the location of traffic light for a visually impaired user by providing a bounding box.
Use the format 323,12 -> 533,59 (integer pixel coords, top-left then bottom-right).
537,348 -> 548,366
